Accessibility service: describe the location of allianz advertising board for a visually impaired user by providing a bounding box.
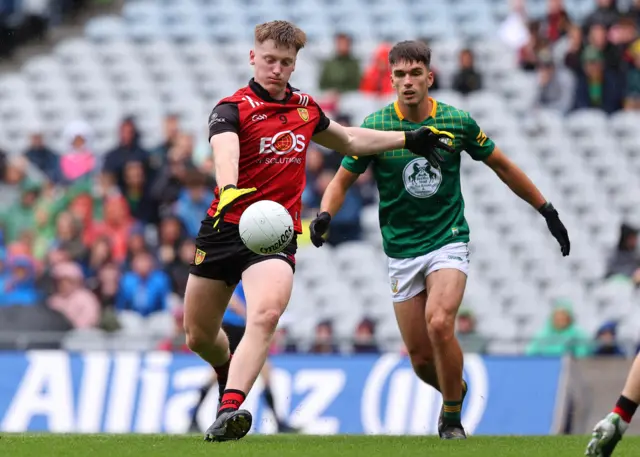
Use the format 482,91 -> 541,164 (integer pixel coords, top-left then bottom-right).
0,352 -> 563,435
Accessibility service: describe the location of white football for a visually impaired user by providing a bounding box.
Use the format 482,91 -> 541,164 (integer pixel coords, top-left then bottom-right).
239,200 -> 294,255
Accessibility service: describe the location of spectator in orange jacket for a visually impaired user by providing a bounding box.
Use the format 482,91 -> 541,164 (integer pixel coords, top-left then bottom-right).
360,43 -> 395,96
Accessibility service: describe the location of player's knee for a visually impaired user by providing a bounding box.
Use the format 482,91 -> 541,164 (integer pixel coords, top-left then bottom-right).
185,326 -> 213,354
427,310 -> 456,343
249,307 -> 281,333
407,349 -> 435,369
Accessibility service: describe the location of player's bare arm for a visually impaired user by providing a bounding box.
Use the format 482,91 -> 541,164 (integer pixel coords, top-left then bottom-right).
483,147 -> 546,209
312,119 -> 405,156
309,166 -> 359,248
312,119 -> 455,164
210,132 -> 241,188
319,166 -> 359,216
484,146 -> 571,256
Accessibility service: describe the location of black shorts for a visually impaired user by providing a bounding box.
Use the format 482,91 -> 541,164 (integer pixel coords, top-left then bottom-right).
222,322 -> 245,353
189,216 -> 297,286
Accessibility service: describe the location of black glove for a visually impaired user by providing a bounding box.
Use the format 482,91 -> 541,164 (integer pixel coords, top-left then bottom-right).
539,202 -> 570,256
404,126 -> 455,168
309,212 -> 331,247
212,184 -> 257,230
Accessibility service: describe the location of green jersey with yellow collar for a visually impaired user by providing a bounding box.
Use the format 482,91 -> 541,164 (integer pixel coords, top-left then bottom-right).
341,98 -> 495,258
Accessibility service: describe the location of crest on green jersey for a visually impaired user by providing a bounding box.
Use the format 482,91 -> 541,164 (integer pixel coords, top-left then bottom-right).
402,158 -> 442,198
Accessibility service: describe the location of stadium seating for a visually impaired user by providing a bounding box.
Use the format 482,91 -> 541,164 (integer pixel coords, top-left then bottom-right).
1,0 -> 639,351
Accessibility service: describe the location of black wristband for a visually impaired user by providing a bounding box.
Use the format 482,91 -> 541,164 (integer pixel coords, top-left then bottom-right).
222,184 -> 237,191
538,202 -> 556,217
404,130 -> 417,151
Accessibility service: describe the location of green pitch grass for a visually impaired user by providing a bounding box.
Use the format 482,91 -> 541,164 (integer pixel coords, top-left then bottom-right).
2,434 -> 640,457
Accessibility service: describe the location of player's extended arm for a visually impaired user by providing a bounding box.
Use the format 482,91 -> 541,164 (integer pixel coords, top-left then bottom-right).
312,120 -> 455,166
209,132 -> 257,230
308,167 -> 360,248
484,147 -> 570,256
210,132 -> 241,188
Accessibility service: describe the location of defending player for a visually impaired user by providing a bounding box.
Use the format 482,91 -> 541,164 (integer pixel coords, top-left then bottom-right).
310,40 -> 570,439
189,281 -> 297,433
184,21 -> 457,442
585,356 -> 640,456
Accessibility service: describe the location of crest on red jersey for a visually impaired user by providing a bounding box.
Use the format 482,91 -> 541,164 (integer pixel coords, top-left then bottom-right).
297,108 -> 309,122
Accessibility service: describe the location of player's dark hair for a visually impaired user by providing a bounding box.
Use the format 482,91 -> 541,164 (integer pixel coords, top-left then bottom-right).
255,20 -> 307,52
388,40 -> 432,68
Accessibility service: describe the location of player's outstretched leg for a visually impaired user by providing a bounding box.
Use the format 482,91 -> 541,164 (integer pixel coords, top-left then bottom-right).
586,354 -> 640,456
206,259 -> 293,441
183,274 -> 235,437
425,268 -> 467,440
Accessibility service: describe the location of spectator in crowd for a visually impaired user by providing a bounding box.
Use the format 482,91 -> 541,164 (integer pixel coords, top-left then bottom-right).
353,317 -> 379,353
124,224 -> 151,271
269,325 -> 298,354
0,255 -> 39,307
60,120 -> 96,184
47,261 -> 100,329
157,306 -> 189,352
310,320 -> 339,354
587,22 -> 623,70
605,223 -> 640,283
573,45 -> 624,113
149,114 -> 180,174
116,250 -> 170,318
536,51 -> 576,113
86,195 -> 134,264
625,38 -> 640,109
151,134 -> 196,218
166,238 -> 195,299
52,211 -> 87,263
452,48 -> 483,95
541,0 -> 572,44
102,117 -> 150,192
564,24 -> 584,74
157,216 -> 185,266
83,236 -> 113,289
319,33 -> 362,93
0,180 -> 40,244
593,321 -> 626,356
632,0 -> 640,26
174,170 -> 214,239
583,0 -> 621,32
526,299 -> 591,357
92,263 -> 121,327
455,308 -> 488,354
520,20 -> 548,71
24,132 -> 62,184
360,43 -> 394,96
121,160 -> 158,225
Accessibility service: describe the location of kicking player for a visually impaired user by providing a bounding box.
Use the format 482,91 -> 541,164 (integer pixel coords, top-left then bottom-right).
184,21 -> 457,442
189,281 -> 297,433
310,40 -> 570,440
585,356 -> 640,456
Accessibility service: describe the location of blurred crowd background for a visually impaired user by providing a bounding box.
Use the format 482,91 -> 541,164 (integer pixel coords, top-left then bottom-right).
0,0 -> 639,358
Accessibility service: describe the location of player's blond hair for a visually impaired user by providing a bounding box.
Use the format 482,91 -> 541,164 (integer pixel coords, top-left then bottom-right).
254,20 -> 307,52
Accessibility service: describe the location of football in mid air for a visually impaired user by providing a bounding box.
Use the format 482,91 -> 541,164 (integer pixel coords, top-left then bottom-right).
239,200 -> 294,255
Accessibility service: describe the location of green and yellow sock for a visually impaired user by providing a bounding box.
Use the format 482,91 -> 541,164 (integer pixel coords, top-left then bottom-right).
443,401 -> 462,424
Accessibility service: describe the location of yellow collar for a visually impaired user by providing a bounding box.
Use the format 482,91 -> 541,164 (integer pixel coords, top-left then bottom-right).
394,98 -> 437,122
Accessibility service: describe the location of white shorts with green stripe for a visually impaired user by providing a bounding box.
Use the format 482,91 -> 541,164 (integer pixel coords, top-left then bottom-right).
387,242 -> 470,302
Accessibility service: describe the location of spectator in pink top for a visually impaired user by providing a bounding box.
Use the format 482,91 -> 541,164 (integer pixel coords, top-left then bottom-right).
60,120 -> 96,183
47,261 -> 100,329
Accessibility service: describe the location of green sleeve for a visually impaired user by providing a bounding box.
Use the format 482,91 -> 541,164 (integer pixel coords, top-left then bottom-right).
340,116 -> 376,174
462,113 -> 495,161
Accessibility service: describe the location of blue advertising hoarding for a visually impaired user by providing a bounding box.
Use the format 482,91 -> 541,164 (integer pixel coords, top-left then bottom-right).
0,352 -> 563,435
